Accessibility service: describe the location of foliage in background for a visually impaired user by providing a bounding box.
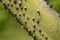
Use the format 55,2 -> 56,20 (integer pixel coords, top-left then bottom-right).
46,0 -> 60,14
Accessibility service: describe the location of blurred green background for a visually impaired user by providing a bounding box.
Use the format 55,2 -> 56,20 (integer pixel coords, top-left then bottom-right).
46,0 -> 60,14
